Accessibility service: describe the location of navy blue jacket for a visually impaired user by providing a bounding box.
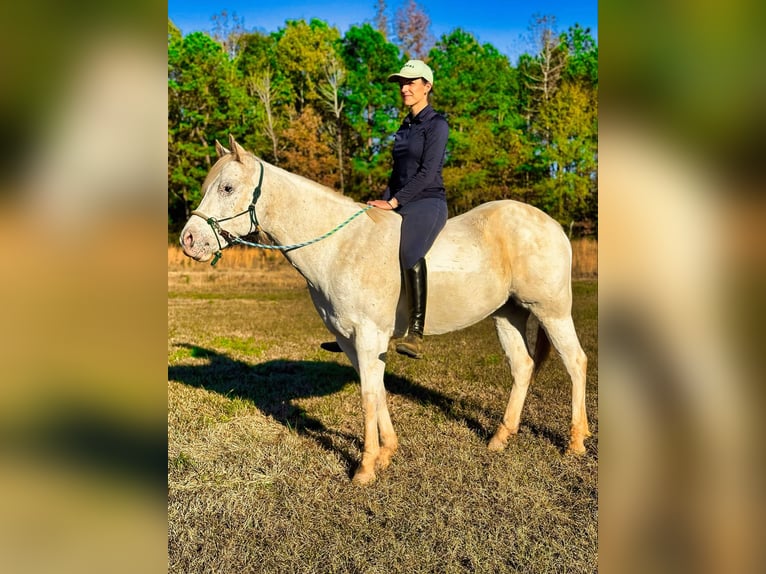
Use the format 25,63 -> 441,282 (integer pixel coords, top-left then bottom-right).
384,105 -> 448,207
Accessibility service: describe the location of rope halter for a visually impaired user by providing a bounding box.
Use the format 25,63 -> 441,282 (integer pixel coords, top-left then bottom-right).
190,160 -> 371,266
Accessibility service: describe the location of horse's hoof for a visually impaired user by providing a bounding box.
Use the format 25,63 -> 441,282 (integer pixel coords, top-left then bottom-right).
488,423 -> 513,451
487,436 -> 508,452
566,443 -> 587,456
376,447 -> 397,471
352,470 -> 376,486
567,426 -> 590,455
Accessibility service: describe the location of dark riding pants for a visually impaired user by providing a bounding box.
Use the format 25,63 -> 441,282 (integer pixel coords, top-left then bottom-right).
398,198 -> 447,269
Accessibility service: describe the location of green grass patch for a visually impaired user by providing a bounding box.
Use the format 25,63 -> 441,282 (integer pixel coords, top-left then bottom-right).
170,451 -> 196,471
481,353 -> 504,366
221,396 -> 252,419
573,278 -> 598,298
168,345 -> 211,363
210,336 -> 269,358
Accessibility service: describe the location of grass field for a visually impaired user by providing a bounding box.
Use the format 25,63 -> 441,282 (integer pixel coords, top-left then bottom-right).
168,248 -> 598,573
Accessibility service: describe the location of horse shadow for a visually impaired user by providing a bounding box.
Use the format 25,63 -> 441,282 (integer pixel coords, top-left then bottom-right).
168,344 -> 492,475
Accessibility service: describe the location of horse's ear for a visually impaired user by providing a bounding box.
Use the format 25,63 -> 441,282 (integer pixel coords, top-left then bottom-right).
215,140 -> 230,158
228,134 -> 248,163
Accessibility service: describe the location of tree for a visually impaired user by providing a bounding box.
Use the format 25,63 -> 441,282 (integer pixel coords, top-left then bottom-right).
563,24 -> 598,88
560,24 -> 598,229
373,0 -> 388,39
395,0 -> 434,59
274,19 -> 341,113
210,10 -> 247,59
168,19 -> 182,45
516,17 -> 598,229
249,69 -> 281,164
429,29 -> 525,212
167,17 -> 598,237
429,29 -> 519,130
339,24 -> 402,198
523,15 -> 568,105
280,106 -> 339,189
236,30 -> 277,74
317,56 -> 347,193
168,29 -> 252,231
532,81 -> 597,227
235,31 -> 293,162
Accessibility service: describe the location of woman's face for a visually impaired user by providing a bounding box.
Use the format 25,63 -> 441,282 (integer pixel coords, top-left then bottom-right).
398,78 -> 431,111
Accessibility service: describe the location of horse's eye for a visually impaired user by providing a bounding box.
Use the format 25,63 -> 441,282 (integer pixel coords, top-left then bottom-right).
222,183 -> 233,194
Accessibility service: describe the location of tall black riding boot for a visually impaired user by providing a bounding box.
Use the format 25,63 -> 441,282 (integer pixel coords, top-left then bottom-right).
396,257 -> 427,359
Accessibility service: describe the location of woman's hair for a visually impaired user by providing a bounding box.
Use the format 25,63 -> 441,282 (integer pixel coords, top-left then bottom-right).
422,78 -> 434,103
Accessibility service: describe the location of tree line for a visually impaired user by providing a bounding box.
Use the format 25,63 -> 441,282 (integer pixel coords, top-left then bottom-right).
168,8 -> 597,237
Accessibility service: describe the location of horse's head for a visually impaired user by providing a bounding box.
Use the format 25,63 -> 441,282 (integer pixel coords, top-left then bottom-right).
180,135 -> 262,263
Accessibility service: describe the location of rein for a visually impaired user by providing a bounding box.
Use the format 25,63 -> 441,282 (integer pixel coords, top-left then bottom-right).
191,160 -> 372,266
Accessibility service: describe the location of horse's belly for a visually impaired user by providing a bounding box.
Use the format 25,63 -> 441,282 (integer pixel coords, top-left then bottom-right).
424,270 -> 509,335
421,237 -> 510,334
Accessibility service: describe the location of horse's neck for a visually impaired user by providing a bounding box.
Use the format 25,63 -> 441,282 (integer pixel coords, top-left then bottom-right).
259,167 -> 357,240
257,166 -> 364,275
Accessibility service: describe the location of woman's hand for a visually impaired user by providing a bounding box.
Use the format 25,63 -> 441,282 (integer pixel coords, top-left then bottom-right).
367,198 -> 398,210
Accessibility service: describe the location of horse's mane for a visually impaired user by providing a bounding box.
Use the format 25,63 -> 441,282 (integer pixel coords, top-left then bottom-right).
258,155 -> 361,206
203,150 -> 363,208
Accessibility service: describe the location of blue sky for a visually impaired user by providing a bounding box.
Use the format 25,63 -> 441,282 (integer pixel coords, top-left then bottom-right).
168,0 -> 597,65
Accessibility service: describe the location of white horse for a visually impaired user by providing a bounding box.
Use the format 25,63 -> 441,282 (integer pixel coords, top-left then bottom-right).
180,135 -> 590,484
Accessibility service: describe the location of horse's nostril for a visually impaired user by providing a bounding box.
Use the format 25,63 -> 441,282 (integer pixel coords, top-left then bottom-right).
183,230 -> 194,248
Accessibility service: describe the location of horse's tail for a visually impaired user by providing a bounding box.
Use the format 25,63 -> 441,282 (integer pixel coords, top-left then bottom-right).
532,322 -> 552,377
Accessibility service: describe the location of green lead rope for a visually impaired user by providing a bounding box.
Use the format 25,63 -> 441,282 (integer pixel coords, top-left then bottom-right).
228,205 -> 373,252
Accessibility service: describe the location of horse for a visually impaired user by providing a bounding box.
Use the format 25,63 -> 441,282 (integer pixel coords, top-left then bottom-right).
180,135 -> 590,485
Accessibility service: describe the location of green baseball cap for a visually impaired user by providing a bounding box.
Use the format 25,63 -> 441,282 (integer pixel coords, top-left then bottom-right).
387,59 -> 434,84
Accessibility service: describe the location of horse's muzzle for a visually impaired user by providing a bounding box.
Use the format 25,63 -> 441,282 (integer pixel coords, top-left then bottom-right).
180,225 -> 214,262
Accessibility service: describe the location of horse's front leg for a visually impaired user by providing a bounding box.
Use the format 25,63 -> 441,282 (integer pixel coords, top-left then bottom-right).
351,328 -> 397,485
354,384 -> 380,485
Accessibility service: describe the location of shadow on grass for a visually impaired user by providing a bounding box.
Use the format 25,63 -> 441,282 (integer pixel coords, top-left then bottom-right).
169,343 -> 491,475
523,421 -> 570,452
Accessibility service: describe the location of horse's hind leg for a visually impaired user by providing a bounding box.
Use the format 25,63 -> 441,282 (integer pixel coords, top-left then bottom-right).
488,305 -> 536,451
539,314 -> 590,454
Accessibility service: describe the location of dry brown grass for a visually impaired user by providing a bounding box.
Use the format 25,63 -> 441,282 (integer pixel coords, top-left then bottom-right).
168,244 -> 286,270
168,258 -> 597,573
571,237 -> 598,279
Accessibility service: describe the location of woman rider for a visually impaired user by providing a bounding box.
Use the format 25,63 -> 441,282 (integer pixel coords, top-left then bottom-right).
367,59 -> 449,359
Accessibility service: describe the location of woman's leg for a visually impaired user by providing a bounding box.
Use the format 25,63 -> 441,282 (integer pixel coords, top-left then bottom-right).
396,257 -> 427,358
396,199 -> 447,358
398,198 -> 447,269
